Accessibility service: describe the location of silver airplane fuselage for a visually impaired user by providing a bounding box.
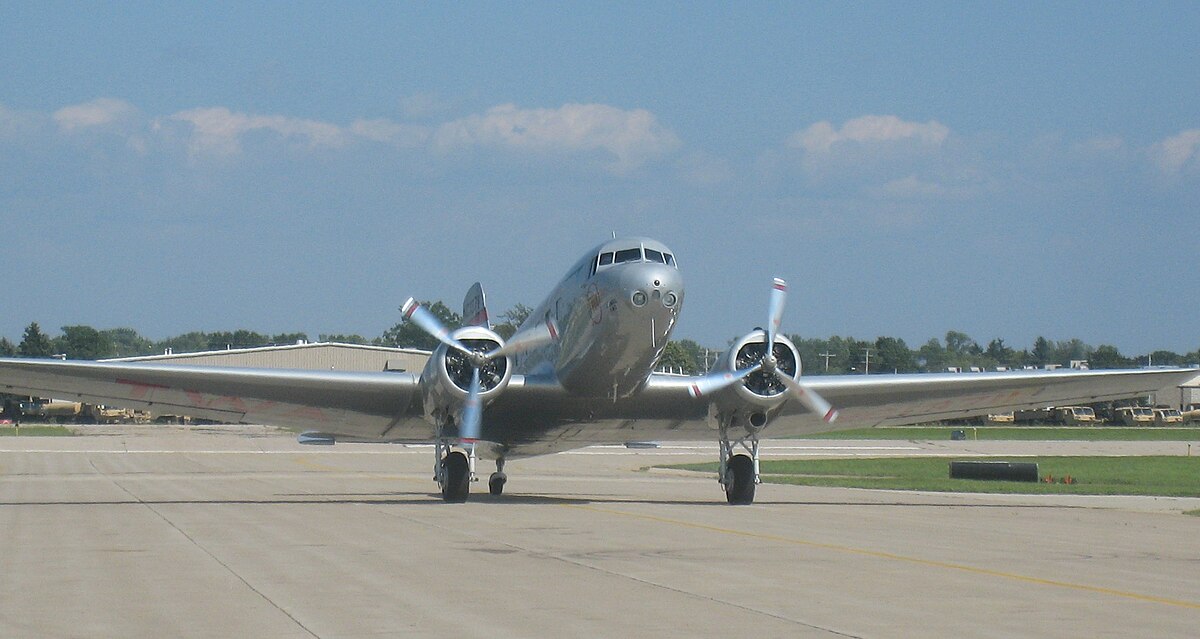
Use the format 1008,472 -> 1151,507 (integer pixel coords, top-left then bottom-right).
514,237 -> 683,398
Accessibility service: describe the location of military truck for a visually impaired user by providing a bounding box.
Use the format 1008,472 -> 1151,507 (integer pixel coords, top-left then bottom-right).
1154,407 -> 1184,426
1115,406 -> 1155,426
1053,406 -> 1097,425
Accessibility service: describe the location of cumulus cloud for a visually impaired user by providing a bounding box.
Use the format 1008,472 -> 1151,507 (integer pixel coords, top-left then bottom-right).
1151,129 -> 1200,174
789,115 -> 949,153
433,103 -> 680,171
53,98 -> 138,132
163,106 -> 347,156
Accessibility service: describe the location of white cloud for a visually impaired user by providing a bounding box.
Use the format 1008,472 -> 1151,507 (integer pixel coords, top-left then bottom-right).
433,103 -> 680,171
164,106 -> 347,156
348,118 -> 430,147
1151,129 -> 1200,174
789,115 -> 949,153
53,98 -> 137,132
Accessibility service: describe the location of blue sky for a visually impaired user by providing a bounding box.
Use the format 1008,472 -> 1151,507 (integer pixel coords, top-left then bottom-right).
2,2 -> 1198,355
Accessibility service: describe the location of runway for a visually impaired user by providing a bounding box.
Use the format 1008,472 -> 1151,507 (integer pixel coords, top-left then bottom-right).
1,426 -> 1198,638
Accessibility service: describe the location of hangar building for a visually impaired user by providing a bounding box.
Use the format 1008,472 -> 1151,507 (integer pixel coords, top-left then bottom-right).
111,342 -> 431,373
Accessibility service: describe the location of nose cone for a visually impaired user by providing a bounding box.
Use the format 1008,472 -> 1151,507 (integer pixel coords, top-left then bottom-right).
619,263 -> 684,321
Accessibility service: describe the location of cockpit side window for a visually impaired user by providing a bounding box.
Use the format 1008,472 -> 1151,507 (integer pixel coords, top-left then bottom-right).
614,248 -> 642,264
644,248 -> 664,263
663,253 -> 676,267
599,252 -> 614,266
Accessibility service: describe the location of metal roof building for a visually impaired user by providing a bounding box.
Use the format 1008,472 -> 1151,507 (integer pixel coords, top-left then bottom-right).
111,342 -> 431,373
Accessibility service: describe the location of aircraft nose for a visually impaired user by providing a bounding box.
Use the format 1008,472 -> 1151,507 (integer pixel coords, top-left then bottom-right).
620,264 -> 683,314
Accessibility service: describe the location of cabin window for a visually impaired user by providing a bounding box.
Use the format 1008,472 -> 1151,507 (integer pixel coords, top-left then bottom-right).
644,248 -> 664,263
614,248 -> 642,264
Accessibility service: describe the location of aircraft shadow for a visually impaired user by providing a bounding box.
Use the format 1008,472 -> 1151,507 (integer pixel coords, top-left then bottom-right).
0,492 -> 1084,509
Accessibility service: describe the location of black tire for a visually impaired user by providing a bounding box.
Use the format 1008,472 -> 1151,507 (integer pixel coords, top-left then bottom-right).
488,472 -> 507,496
441,451 -> 470,502
725,455 -> 756,505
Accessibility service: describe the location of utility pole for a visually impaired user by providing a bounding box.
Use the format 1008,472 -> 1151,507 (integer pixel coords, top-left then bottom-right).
819,351 -> 834,372
862,348 -> 873,375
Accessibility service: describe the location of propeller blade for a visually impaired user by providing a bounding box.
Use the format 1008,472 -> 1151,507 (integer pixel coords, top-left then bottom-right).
687,362 -> 764,398
777,374 -> 839,423
766,278 -> 787,355
485,316 -> 561,359
460,366 -> 483,442
401,298 -> 467,352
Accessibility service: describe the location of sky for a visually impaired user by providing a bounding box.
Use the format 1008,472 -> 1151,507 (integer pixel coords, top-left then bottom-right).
2,2 -> 1198,356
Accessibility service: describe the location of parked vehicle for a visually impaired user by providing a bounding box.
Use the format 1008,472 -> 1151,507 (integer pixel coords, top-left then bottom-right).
1115,406 -> 1155,426
1053,406 -> 1097,425
1154,407 -> 1184,426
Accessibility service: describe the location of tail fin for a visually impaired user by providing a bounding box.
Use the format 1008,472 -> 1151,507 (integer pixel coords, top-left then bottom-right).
462,282 -> 491,329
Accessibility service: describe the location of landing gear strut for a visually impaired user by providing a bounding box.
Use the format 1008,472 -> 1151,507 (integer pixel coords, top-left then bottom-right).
489,457 -> 507,496
718,426 -> 759,505
434,424 -> 475,502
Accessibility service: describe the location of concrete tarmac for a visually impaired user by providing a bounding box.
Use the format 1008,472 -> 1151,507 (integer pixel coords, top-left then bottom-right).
2,426 -> 1199,638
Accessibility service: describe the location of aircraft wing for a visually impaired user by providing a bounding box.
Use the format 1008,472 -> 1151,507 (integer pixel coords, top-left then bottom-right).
705,367 -> 1195,436
0,358 -> 426,441
1,357 -> 1193,456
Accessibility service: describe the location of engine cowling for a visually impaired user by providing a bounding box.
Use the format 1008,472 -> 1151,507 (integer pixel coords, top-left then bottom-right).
420,326 -> 513,425
709,330 -> 803,431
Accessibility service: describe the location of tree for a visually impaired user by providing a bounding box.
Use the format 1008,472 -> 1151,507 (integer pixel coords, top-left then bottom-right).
377,300 -> 461,349
319,334 -> 370,345
206,330 -> 269,350
156,331 -> 212,354
1145,350 -> 1183,366
56,325 -> 114,360
102,328 -> 155,357
270,332 -> 309,345
874,336 -> 916,373
1090,345 -> 1131,369
0,337 -> 15,357
492,303 -> 533,340
1032,336 -> 1051,366
658,340 -> 700,374
917,338 -> 947,371
985,338 -> 1015,367
19,322 -> 54,357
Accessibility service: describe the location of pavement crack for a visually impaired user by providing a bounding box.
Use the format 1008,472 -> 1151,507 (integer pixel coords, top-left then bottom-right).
86,457 -> 323,639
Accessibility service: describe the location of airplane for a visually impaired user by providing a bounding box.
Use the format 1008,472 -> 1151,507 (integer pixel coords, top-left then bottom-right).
0,236 -> 1194,504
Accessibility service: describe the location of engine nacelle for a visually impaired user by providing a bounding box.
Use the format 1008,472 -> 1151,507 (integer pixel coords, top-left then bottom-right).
710,330 -> 803,431
420,326 -> 513,427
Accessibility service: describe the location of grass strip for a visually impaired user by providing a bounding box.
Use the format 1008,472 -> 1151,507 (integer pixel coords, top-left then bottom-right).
666,456 -> 1200,497
0,426 -> 75,437
804,426 -> 1200,441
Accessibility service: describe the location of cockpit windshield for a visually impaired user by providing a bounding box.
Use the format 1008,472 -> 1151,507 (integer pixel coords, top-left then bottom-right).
591,243 -> 678,276
614,248 -> 642,264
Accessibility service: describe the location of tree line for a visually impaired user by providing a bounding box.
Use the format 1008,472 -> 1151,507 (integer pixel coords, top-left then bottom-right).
0,301 -> 534,360
3,307 -> 1196,374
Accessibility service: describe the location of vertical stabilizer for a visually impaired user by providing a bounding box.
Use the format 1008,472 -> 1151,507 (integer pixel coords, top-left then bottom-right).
463,282 -> 491,328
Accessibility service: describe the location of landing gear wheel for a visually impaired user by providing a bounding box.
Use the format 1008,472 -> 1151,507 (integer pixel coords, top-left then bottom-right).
725,454 -> 756,505
441,451 -> 470,502
488,472 -> 507,496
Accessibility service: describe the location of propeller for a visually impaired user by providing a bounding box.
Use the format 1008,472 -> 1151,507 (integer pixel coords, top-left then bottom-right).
686,279 -> 839,423
401,298 -> 560,442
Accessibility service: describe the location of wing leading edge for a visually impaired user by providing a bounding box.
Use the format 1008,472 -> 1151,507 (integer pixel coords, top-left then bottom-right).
0,358 -> 427,441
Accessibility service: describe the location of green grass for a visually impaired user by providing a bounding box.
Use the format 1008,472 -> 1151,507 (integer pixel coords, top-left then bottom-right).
0,426 -> 75,437
805,426 -> 1200,441
667,456 -> 1200,497
1186,510 -> 1200,517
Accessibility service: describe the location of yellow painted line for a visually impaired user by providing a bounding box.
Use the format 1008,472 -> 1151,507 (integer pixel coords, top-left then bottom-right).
566,504 -> 1200,611
290,455 -> 345,472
